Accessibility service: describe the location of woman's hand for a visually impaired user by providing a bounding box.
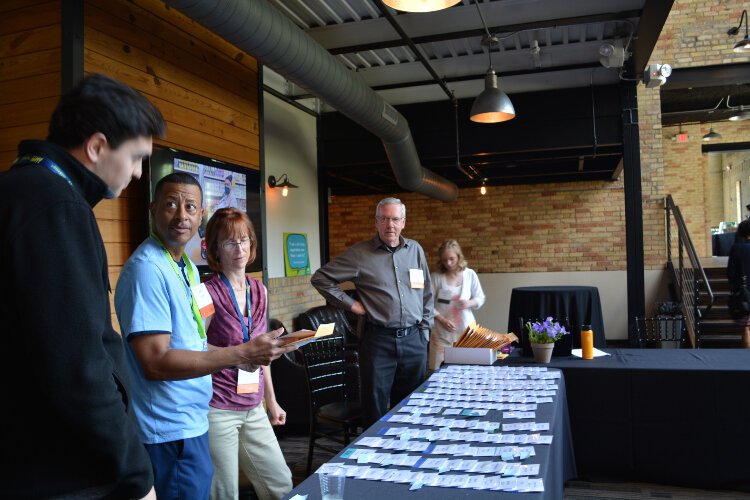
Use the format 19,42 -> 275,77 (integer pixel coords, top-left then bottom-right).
456,299 -> 473,310
267,400 -> 287,426
437,315 -> 455,332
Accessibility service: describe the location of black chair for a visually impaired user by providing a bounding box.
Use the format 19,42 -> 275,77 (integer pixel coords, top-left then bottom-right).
517,316 -> 574,357
300,333 -> 362,476
634,316 -> 686,348
295,302 -> 361,349
268,319 -> 308,434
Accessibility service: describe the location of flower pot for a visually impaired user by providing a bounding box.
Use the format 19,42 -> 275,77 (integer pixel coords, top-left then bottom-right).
531,342 -> 554,364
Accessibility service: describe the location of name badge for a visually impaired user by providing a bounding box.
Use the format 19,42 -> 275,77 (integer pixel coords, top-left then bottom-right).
191,283 -> 215,318
237,368 -> 260,394
409,269 -> 425,289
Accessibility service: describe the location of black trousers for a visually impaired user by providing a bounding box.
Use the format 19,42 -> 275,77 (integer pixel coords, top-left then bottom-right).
359,323 -> 427,427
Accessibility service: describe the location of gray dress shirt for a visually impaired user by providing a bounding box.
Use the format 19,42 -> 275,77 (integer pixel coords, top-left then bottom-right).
311,235 -> 434,335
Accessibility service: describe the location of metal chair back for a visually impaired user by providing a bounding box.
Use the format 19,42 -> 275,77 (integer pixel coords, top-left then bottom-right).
634,316 -> 686,347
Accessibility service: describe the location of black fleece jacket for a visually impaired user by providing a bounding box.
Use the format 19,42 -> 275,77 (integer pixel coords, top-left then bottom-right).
728,238 -> 750,289
0,140 -> 153,498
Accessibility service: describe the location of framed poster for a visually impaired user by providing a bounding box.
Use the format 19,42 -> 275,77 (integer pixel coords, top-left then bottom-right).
284,232 -> 310,276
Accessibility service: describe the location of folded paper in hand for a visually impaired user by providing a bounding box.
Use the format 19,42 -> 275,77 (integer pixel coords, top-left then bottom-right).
279,322 -> 335,347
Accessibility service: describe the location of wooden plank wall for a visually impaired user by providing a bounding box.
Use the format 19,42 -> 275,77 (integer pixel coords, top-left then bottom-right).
82,0 -> 261,328
0,0 -> 61,169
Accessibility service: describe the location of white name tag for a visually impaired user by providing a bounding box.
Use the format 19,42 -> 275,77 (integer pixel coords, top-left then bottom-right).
409,269 -> 425,289
191,283 -> 215,318
237,368 -> 260,394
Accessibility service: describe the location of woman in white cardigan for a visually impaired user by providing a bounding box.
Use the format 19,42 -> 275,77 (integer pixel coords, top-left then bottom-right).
429,239 -> 486,371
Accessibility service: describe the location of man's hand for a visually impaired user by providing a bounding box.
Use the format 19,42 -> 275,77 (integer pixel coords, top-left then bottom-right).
238,328 -> 296,366
351,300 -> 366,316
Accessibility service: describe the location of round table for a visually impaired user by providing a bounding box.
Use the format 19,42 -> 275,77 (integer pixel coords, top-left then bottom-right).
507,286 -> 607,355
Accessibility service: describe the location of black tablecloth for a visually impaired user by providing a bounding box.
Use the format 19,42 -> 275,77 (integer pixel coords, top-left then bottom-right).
284,370 -> 576,499
712,232 -> 736,256
507,286 -> 606,352
506,349 -> 750,492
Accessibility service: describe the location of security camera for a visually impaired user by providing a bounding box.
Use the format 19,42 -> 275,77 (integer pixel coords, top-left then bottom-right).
643,63 -> 672,88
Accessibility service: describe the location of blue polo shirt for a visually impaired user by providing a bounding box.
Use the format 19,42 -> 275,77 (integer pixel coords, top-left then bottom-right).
115,236 -> 212,445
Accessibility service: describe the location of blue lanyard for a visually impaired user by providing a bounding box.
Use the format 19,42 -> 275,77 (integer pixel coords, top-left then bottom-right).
14,155 -> 74,188
219,273 -> 252,343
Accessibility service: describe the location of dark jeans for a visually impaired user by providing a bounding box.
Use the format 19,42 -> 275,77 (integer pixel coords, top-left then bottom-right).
359,324 -> 427,427
145,432 -> 213,500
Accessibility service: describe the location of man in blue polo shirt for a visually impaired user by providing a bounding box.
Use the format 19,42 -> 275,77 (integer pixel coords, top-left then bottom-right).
115,172 -> 294,499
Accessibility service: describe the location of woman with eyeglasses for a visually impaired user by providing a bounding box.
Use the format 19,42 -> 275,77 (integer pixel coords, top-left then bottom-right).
203,208 -> 292,500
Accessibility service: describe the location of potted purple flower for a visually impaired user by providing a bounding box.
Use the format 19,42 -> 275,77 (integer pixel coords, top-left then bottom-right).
525,317 -> 569,363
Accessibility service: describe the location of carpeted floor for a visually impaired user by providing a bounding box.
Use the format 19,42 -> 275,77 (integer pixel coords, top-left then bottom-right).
240,433 -> 750,499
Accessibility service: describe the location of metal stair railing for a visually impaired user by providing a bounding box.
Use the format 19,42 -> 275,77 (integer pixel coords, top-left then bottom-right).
665,195 -> 714,347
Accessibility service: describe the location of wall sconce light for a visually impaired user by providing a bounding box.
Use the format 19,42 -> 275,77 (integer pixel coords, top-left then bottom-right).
382,0 -> 460,12
728,10 -> 750,53
702,128 -> 722,141
480,178 -> 488,195
268,174 -> 298,197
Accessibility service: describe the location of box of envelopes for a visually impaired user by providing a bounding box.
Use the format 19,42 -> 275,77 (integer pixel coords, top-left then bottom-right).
444,346 -> 497,365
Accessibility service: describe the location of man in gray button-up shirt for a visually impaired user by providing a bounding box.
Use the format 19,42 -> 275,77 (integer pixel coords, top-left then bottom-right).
312,197 -> 434,425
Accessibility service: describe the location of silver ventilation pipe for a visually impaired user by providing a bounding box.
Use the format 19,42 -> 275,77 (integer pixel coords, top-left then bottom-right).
164,0 -> 458,202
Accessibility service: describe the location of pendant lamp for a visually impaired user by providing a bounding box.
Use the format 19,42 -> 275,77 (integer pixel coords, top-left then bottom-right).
470,33 -> 515,124
702,128 -> 721,142
382,0 -> 460,13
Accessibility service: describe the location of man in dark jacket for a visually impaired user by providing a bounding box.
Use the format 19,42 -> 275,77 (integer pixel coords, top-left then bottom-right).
0,74 -> 165,498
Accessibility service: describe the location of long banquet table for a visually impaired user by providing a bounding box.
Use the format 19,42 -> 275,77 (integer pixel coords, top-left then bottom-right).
284,366 -> 576,499
507,348 -> 750,492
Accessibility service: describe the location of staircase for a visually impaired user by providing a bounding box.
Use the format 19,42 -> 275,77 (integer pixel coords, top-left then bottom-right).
665,196 -> 744,348
697,265 -> 744,347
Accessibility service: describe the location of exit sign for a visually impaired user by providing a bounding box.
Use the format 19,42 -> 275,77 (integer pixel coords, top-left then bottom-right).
676,133 -> 689,143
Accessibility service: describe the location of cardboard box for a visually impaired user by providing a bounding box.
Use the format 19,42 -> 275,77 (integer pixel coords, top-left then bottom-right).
444,347 -> 497,366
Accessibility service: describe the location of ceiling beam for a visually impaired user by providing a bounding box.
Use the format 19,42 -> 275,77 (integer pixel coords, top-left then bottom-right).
373,0 -> 453,100
629,0 -> 674,75
306,0 -> 643,51
662,63 -> 750,89
326,10 -> 641,55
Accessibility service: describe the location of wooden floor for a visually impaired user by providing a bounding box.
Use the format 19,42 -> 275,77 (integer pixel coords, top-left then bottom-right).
256,433 -> 750,499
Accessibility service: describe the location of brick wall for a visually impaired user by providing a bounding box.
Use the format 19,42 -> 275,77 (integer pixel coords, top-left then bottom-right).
328,180 -> 626,273
267,275 -> 325,332
637,86 -> 668,268
662,120 -> 750,256
649,1 -> 750,65
645,0 -> 750,258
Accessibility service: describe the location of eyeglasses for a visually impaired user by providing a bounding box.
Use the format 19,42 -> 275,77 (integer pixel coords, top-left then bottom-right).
376,216 -> 404,224
221,238 -> 252,251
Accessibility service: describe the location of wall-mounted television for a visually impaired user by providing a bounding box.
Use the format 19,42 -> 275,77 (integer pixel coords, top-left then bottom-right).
148,145 -> 263,274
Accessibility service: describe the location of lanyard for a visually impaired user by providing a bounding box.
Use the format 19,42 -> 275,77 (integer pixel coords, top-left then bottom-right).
150,233 -> 206,339
14,155 -> 74,188
219,273 -> 252,343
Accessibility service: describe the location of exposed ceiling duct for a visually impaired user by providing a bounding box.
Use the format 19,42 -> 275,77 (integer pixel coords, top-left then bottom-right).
164,0 -> 458,202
